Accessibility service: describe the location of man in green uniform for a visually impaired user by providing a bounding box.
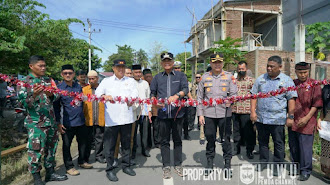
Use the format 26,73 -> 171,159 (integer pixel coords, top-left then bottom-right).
17,55 -> 68,185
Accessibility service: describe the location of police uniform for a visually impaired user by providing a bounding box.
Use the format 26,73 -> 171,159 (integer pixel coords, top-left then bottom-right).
197,54 -> 238,174
18,72 -> 68,183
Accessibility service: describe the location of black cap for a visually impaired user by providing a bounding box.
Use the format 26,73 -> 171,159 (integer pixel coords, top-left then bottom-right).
132,64 -> 142,70
210,53 -> 224,62
161,52 -> 174,61
113,59 -> 126,66
62,64 -> 74,71
295,62 -> 310,70
143,69 -> 152,75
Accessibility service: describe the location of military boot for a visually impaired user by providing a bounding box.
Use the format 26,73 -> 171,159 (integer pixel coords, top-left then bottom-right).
45,167 -> 68,182
32,172 -> 45,185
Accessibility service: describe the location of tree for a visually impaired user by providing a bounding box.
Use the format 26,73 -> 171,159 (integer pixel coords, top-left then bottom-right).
305,21 -> 330,60
136,49 -> 148,68
148,41 -> 167,73
210,37 -> 246,69
103,45 -> 135,72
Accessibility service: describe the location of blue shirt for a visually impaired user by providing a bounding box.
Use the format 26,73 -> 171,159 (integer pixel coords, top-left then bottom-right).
54,81 -> 85,127
251,73 -> 297,125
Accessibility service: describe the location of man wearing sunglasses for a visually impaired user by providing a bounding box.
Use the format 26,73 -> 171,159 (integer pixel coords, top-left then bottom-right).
197,53 -> 238,177
54,65 -> 92,177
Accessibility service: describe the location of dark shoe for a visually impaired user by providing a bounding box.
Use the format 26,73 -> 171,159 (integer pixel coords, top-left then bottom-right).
106,171 -> 118,182
298,174 -> 310,181
233,145 -> 241,155
253,150 -> 260,155
216,138 -> 223,144
96,157 -> 106,164
273,165 -> 283,177
224,160 -> 232,178
255,164 -> 267,172
130,159 -> 136,166
184,135 -> 191,140
113,158 -> 119,168
246,152 -> 254,159
200,140 -> 205,145
142,150 -> 151,157
204,168 -> 213,176
204,158 -> 214,176
32,172 -> 45,185
123,167 -> 136,176
45,168 -> 68,182
224,159 -> 231,169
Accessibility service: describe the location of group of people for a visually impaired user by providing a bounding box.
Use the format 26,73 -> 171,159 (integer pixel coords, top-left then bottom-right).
17,52 -> 330,185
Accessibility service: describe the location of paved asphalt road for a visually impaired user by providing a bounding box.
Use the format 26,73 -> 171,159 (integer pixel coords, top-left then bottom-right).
47,128 -> 329,185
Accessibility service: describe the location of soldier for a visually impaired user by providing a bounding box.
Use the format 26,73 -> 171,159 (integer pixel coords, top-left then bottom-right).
18,55 -> 68,185
197,53 -> 238,177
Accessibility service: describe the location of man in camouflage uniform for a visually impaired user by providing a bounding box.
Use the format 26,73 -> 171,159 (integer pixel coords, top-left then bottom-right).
197,53 -> 238,177
18,55 -> 68,185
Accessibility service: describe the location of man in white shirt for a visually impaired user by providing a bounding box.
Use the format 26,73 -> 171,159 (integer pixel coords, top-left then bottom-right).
131,64 -> 152,159
95,59 -> 138,182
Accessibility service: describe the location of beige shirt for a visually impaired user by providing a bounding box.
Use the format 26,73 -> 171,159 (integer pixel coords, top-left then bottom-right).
197,71 -> 238,118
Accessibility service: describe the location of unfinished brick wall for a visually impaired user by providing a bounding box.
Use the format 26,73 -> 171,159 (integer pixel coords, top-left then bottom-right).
225,11 -> 242,39
225,0 -> 280,11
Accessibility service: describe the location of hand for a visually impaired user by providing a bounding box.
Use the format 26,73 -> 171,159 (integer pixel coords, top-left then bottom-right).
44,91 -> 53,97
250,111 -> 257,123
297,116 -> 309,127
199,116 -> 205,125
317,118 -> 322,131
32,85 -> 43,98
148,111 -> 152,123
224,100 -> 231,108
57,124 -> 66,134
168,95 -> 179,103
156,103 -> 165,109
286,118 -> 294,127
103,95 -> 113,102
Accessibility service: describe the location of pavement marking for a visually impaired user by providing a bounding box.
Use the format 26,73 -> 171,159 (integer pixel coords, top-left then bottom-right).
163,177 -> 174,185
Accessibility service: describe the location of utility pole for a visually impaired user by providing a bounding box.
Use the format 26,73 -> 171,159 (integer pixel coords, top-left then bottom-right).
84,18 -> 101,72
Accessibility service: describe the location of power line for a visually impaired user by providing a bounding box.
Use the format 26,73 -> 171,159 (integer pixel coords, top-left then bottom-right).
90,19 -> 189,32
91,39 -> 112,54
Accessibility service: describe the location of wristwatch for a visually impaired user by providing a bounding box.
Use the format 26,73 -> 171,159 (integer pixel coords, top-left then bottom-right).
288,115 -> 294,119
176,92 -> 181,97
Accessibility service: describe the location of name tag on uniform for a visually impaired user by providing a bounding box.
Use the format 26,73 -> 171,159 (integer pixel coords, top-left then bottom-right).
172,81 -> 180,83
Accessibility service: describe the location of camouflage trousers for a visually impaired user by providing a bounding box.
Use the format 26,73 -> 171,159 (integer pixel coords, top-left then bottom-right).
27,126 -> 59,173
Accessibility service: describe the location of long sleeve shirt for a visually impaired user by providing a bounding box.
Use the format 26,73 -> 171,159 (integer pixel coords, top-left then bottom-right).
95,75 -> 138,127
53,81 -> 85,128
133,79 -> 151,120
150,70 -> 189,119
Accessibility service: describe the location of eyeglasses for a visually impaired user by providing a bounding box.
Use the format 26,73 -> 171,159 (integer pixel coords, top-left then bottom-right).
63,72 -> 73,76
196,77 -> 201,79
174,67 -> 181,69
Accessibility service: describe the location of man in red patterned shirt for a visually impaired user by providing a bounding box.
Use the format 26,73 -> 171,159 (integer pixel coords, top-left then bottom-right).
232,61 -> 256,159
289,62 -> 323,181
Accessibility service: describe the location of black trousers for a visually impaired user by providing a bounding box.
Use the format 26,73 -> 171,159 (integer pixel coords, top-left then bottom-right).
183,108 -> 189,137
159,118 -> 183,167
86,125 -> 104,159
132,116 -> 149,158
61,124 -> 88,170
189,107 -> 196,129
232,113 -> 256,153
256,122 -> 285,163
204,117 -> 232,160
104,124 -> 132,172
288,128 -> 314,175
151,116 -> 161,146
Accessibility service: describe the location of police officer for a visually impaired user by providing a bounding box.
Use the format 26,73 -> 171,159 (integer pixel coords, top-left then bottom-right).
17,55 -> 68,185
197,53 -> 238,177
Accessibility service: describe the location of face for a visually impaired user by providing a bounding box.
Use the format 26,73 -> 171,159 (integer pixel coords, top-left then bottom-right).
210,60 -> 223,73
125,68 -> 132,77
195,74 -> 202,83
295,69 -> 309,82
77,74 -> 87,84
161,59 -> 174,70
61,69 -> 75,82
113,65 -> 126,79
174,66 -> 181,72
29,60 -> 46,77
144,74 -> 153,84
238,63 -> 247,73
267,61 -> 281,78
88,76 -> 99,86
132,69 -> 142,81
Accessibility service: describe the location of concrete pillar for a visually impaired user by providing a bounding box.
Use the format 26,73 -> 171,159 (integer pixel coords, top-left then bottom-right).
221,7 -> 226,40
277,13 -> 283,50
295,24 -> 305,63
204,28 -> 208,50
